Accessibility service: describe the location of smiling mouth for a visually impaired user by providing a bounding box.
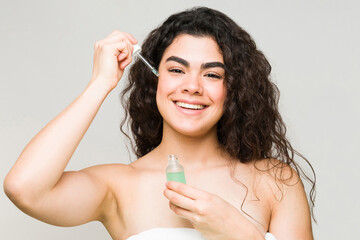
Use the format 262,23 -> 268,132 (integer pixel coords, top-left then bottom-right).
175,101 -> 207,110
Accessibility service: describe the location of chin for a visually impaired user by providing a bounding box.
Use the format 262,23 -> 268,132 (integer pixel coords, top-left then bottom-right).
172,123 -> 217,138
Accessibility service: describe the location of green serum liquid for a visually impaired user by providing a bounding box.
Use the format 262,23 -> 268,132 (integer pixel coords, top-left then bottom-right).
166,155 -> 186,184
166,171 -> 186,184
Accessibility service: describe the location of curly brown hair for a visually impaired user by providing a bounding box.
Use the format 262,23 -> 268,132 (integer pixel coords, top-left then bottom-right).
121,7 -> 316,220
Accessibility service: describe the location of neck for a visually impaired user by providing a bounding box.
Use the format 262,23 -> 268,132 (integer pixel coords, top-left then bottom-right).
153,124 -> 230,170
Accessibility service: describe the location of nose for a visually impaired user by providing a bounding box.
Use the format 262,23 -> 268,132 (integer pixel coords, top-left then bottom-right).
181,74 -> 203,95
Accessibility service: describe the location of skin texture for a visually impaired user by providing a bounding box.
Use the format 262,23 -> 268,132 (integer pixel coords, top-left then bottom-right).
4,32 -> 313,240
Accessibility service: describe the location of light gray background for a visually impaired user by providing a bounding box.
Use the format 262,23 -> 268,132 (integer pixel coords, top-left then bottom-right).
1,0 -> 359,239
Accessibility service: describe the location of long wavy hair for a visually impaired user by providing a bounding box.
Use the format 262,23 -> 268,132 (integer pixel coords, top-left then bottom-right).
121,7 -> 316,221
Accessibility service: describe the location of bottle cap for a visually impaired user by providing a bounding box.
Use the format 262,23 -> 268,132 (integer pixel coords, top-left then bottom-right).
132,44 -> 141,56
168,155 -> 178,162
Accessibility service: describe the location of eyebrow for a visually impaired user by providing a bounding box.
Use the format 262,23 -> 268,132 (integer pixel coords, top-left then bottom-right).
166,56 -> 224,69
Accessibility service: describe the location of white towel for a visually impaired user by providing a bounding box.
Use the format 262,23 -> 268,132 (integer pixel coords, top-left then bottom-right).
126,227 -> 276,240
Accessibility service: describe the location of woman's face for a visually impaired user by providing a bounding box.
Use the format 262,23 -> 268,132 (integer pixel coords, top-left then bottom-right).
156,34 -> 227,137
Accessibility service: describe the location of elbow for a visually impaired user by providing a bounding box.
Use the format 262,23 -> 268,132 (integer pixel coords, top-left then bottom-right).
3,172 -> 32,208
4,173 -> 21,202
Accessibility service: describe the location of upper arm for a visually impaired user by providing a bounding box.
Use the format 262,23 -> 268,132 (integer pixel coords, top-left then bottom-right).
17,164 -> 120,227
268,168 -> 313,240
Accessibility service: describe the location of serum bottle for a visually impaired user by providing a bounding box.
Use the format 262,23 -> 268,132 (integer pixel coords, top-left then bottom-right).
166,155 -> 186,184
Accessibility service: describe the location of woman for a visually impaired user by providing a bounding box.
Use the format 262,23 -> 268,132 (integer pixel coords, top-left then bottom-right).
4,7 -> 315,240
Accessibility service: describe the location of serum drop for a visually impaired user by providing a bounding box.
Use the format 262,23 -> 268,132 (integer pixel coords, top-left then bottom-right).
166,155 -> 186,184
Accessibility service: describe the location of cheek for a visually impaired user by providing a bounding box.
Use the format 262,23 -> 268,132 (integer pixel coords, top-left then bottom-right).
208,82 -> 227,105
156,76 -> 177,111
156,76 -> 179,98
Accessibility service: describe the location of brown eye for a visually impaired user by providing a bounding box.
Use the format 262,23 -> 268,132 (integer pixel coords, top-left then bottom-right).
169,68 -> 184,74
205,73 -> 222,79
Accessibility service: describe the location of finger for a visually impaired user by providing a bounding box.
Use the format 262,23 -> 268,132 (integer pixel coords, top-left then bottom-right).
117,45 -> 133,68
163,188 -> 195,211
105,31 -> 137,46
117,52 -> 127,61
96,40 -> 132,70
95,40 -> 127,58
106,30 -> 137,44
106,34 -> 127,44
123,32 -> 138,44
106,30 -> 123,38
169,202 -> 201,224
103,33 -> 134,58
104,35 -> 131,53
111,37 -> 133,58
166,181 -> 206,200
112,41 -> 131,58
106,37 -> 131,57
119,57 -> 132,70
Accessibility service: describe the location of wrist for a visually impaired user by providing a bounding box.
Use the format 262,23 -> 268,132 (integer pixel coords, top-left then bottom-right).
86,77 -> 114,97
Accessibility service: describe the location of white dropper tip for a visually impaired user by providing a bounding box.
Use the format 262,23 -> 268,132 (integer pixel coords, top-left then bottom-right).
132,44 -> 142,56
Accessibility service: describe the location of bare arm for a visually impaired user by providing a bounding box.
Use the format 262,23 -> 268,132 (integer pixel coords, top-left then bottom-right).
3,31 -> 137,226
268,168 -> 313,240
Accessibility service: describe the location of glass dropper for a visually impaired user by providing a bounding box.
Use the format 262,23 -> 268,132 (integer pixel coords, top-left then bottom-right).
132,44 -> 159,77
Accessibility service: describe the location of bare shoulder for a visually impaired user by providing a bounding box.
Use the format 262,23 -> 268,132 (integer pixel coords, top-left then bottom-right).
252,158 -> 302,197
79,155 -> 155,189
80,163 -> 133,179
252,159 -> 313,239
80,163 -> 137,193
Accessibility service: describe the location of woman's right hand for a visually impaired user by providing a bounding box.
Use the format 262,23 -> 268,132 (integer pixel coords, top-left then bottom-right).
90,30 -> 138,92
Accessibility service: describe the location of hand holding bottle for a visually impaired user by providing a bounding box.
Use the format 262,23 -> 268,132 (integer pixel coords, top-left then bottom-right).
89,30 -> 138,93
163,181 -> 264,240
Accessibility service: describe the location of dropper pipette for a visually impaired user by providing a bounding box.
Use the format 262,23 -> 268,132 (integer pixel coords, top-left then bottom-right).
132,44 -> 159,77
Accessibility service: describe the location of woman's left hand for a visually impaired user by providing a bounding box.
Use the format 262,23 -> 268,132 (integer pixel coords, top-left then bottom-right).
164,181 -> 264,240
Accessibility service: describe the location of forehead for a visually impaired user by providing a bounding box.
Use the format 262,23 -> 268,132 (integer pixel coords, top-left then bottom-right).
161,34 -> 223,63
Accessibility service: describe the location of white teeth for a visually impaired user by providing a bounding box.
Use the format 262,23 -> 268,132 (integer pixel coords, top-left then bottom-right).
176,101 -> 205,110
